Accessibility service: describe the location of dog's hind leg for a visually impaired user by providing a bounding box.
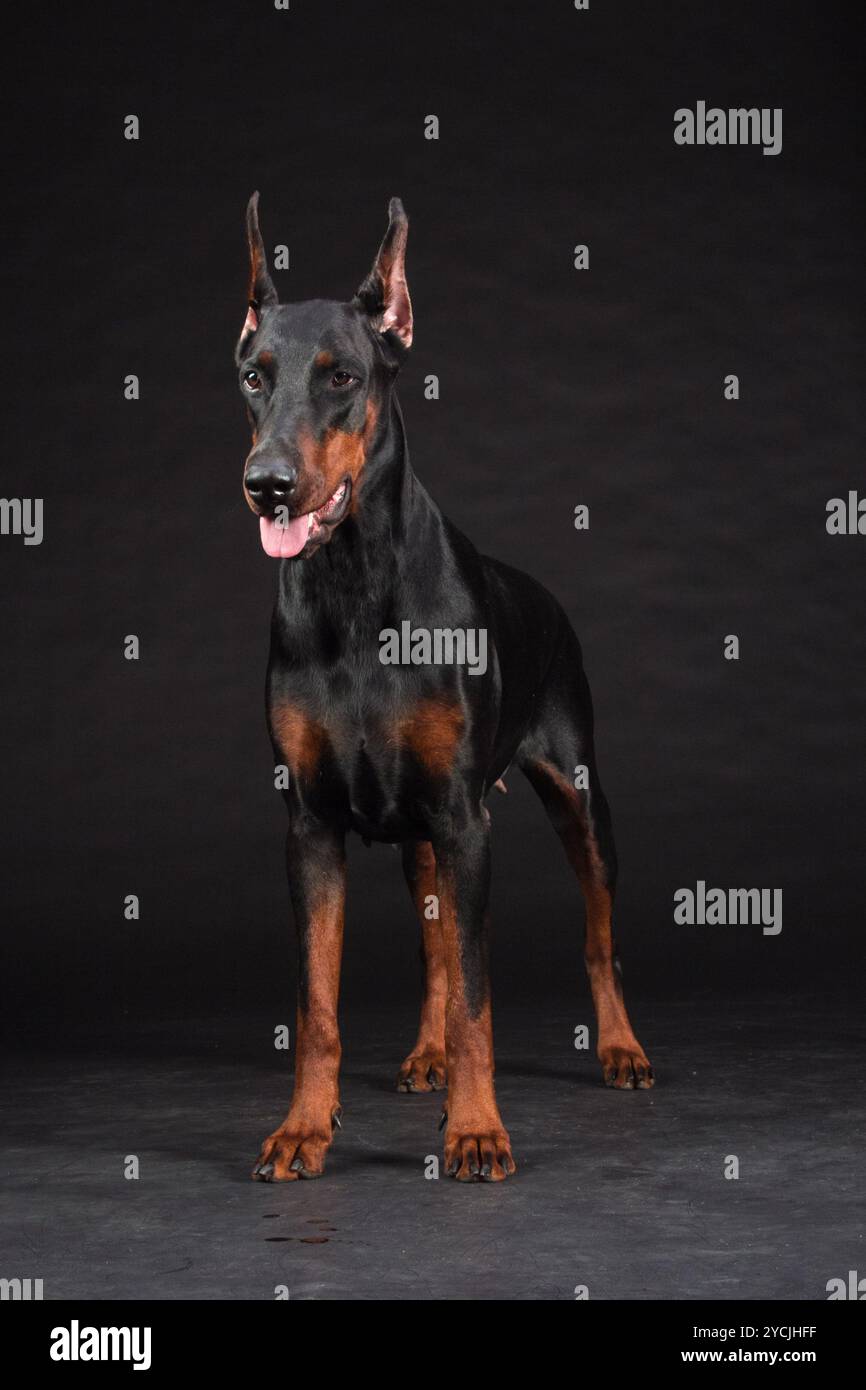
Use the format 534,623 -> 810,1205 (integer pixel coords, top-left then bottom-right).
397,840 -> 448,1092
518,628 -> 653,1089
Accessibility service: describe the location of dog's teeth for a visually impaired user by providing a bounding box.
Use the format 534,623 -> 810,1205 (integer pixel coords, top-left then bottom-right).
307,513 -> 314,535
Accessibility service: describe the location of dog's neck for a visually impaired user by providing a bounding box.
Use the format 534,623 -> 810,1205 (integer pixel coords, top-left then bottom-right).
276,393 -> 447,638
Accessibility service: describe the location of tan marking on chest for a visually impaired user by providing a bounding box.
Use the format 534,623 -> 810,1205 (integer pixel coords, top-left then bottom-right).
397,699 -> 465,777
271,703 -> 328,779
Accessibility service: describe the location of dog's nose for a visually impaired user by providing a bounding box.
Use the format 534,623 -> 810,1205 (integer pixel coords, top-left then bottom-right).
245,465 -> 298,510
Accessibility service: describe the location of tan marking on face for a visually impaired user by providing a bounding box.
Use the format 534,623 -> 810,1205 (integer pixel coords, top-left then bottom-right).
397,699 -> 465,777
297,398 -> 379,511
270,702 -> 328,780
314,350 -> 335,368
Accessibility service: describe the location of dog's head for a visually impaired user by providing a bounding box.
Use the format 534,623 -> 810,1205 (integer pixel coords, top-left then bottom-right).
236,193 -> 412,559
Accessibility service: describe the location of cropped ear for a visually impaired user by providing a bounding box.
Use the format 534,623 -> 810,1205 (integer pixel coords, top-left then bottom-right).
237,191 -> 278,357
354,197 -> 413,349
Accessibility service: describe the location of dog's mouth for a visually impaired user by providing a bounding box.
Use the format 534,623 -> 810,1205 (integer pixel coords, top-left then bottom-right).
258,478 -> 352,559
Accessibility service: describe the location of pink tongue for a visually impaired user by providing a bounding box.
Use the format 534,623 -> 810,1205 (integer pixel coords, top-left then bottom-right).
259,514 -> 310,558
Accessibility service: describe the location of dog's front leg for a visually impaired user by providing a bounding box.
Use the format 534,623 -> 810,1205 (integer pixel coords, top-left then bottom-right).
433,812 -> 516,1182
252,822 -> 345,1181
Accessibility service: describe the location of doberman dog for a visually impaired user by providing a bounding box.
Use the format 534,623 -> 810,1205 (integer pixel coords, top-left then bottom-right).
237,194 -> 653,1183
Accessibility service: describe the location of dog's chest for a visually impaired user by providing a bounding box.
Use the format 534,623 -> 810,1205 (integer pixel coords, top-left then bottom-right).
268,689 -> 466,836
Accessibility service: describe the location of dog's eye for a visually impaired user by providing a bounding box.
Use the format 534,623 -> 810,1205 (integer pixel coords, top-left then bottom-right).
331,371 -> 356,388
243,370 -> 262,393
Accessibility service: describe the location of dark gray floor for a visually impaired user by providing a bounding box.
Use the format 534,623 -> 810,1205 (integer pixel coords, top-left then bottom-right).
2,997 -> 863,1300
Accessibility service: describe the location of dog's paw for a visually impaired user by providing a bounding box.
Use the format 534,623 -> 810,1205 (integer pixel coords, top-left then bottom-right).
443,1117 -> 516,1182
397,1045 -> 447,1093
251,1107 -> 341,1181
599,1043 -> 654,1090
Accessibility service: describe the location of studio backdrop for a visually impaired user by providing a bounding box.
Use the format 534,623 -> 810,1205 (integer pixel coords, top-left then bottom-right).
2,0 -> 863,1034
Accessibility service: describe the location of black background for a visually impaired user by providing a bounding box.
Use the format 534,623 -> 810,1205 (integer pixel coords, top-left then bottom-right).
2,0 -> 863,1035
